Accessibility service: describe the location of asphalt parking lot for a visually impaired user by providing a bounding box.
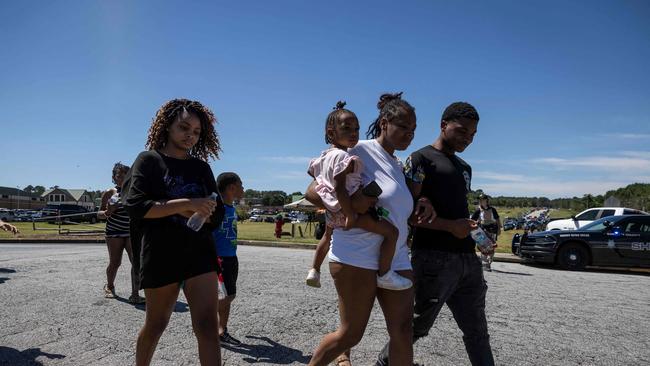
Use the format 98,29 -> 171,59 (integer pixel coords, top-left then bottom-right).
1,243 -> 649,365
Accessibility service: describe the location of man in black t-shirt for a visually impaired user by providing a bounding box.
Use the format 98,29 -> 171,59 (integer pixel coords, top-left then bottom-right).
377,102 -> 494,366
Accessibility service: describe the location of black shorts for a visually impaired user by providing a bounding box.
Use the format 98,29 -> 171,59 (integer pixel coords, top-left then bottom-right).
218,256 -> 238,296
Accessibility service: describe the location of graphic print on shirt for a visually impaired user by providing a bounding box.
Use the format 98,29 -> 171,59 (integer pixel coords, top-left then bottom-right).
220,213 -> 238,247
163,174 -> 205,226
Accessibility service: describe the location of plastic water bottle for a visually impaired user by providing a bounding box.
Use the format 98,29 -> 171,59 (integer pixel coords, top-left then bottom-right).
186,192 -> 219,231
470,227 -> 494,251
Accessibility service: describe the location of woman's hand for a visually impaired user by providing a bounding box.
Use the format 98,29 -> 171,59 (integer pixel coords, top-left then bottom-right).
351,190 -> 378,213
105,202 -> 118,217
189,198 -> 217,217
410,197 -> 436,225
180,210 -> 194,218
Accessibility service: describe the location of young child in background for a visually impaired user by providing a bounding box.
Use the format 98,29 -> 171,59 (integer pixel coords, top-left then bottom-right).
212,172 -> 245,346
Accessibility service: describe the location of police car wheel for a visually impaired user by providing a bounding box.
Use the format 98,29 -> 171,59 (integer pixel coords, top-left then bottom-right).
557,243 -> 589,271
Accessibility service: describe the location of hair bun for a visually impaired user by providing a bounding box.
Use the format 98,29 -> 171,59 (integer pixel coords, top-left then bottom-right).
334,100 -> 347,110
377,92 -> 403,110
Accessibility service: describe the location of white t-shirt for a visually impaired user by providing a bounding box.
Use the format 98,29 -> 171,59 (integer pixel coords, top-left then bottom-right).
328,140 -> 414,271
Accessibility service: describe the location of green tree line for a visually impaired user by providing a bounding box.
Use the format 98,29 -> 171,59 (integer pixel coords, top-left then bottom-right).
470,183 -> 650,211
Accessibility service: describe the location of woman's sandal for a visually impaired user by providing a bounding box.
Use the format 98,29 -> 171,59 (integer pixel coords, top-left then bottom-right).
334,356 -> 351,366
103,284 -> 116,299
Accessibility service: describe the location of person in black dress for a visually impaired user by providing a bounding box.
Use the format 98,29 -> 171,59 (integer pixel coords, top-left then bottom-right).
126,99 -> 223,366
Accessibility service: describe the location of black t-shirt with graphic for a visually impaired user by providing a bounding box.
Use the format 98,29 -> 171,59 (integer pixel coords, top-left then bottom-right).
126,150 -> 219,289
404,145 -> 475,253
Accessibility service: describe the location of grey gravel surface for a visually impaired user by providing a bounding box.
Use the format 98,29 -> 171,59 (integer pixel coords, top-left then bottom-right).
1,243 -> 649,366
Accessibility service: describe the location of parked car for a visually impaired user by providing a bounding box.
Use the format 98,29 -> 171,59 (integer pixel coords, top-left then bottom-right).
516,215 -> 650,270
0,208 -> 16,222
41,204 -> 98,224
545,207 -> 648,231
14,211 -> 35,222
503,221 -> 517,231
249,215 -> 262,222
264,216 -> 276,223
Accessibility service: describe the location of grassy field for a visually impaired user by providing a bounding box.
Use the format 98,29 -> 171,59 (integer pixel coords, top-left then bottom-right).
0,221 -> 106,239
0,220 -> 320,243
238,221 -> 319,244
1,212 -> 540,254
548,208 -> 577,219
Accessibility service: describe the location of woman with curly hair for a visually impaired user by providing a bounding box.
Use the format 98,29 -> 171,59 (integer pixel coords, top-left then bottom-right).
98,162 -> 145,304
126,98 -> 223,366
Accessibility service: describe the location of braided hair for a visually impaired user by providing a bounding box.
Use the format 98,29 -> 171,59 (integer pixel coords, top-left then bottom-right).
145,98 -> 222,161
366,92 -> 416,139
324,100 -> 357,144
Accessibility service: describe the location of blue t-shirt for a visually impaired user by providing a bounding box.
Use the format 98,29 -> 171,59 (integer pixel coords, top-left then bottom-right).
213,204 -> 237,257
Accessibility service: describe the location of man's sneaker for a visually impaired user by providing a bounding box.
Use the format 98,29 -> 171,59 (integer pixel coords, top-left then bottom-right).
220,329 -> 242,346
306,268 -> 321,288
128,294 -> 146,304
377,270 -> 412,291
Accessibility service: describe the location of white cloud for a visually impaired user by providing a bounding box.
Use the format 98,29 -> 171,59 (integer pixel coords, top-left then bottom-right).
621,151 -> 650,159
604,133 -> 650,140
473,171 -> 526,182
533,156 -> 650,172
477,179 -> 634,198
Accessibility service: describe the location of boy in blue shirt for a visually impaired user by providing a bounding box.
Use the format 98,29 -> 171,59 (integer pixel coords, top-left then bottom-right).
213,172 -> 244,346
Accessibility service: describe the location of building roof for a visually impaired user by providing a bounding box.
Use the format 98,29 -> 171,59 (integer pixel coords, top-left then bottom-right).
66,190 -> 88,201
41,188 -> 89,201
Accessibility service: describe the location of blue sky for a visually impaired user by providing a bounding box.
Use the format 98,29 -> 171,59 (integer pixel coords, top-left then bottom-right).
1,0 -> 649,199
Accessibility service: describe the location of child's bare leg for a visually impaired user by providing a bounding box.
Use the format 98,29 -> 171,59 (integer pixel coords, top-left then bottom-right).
311,226 -> 333,271
354,214 -> 398,276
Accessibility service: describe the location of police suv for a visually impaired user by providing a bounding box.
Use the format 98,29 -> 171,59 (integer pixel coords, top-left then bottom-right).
515,215 -> 650,270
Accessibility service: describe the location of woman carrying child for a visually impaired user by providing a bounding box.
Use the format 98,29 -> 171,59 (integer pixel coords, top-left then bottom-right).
306,100 -> 411,291
306,94 -> 433,366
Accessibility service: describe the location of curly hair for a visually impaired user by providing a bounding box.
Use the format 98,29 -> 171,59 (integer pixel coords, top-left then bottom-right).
111,162 -> 130,185
145,98 -> 222,161
441,102 -> 479,122
324,100 -> 356,144
366,92 -> 416,139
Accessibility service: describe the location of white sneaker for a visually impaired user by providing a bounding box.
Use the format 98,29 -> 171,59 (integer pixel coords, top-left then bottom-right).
377,270 -> 412,291
306,268 -> 321,288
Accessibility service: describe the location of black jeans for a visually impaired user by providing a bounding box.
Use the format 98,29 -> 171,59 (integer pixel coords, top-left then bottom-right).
377,250 -> 494,366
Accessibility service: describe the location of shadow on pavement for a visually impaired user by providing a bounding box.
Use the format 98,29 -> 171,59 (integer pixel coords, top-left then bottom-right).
221,335 -> 310,364
111,297 -> 188,312
0,277 -> 9,284
489,269 -> 533,276
0,268 -> 16,273
0,346 -> 65,365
